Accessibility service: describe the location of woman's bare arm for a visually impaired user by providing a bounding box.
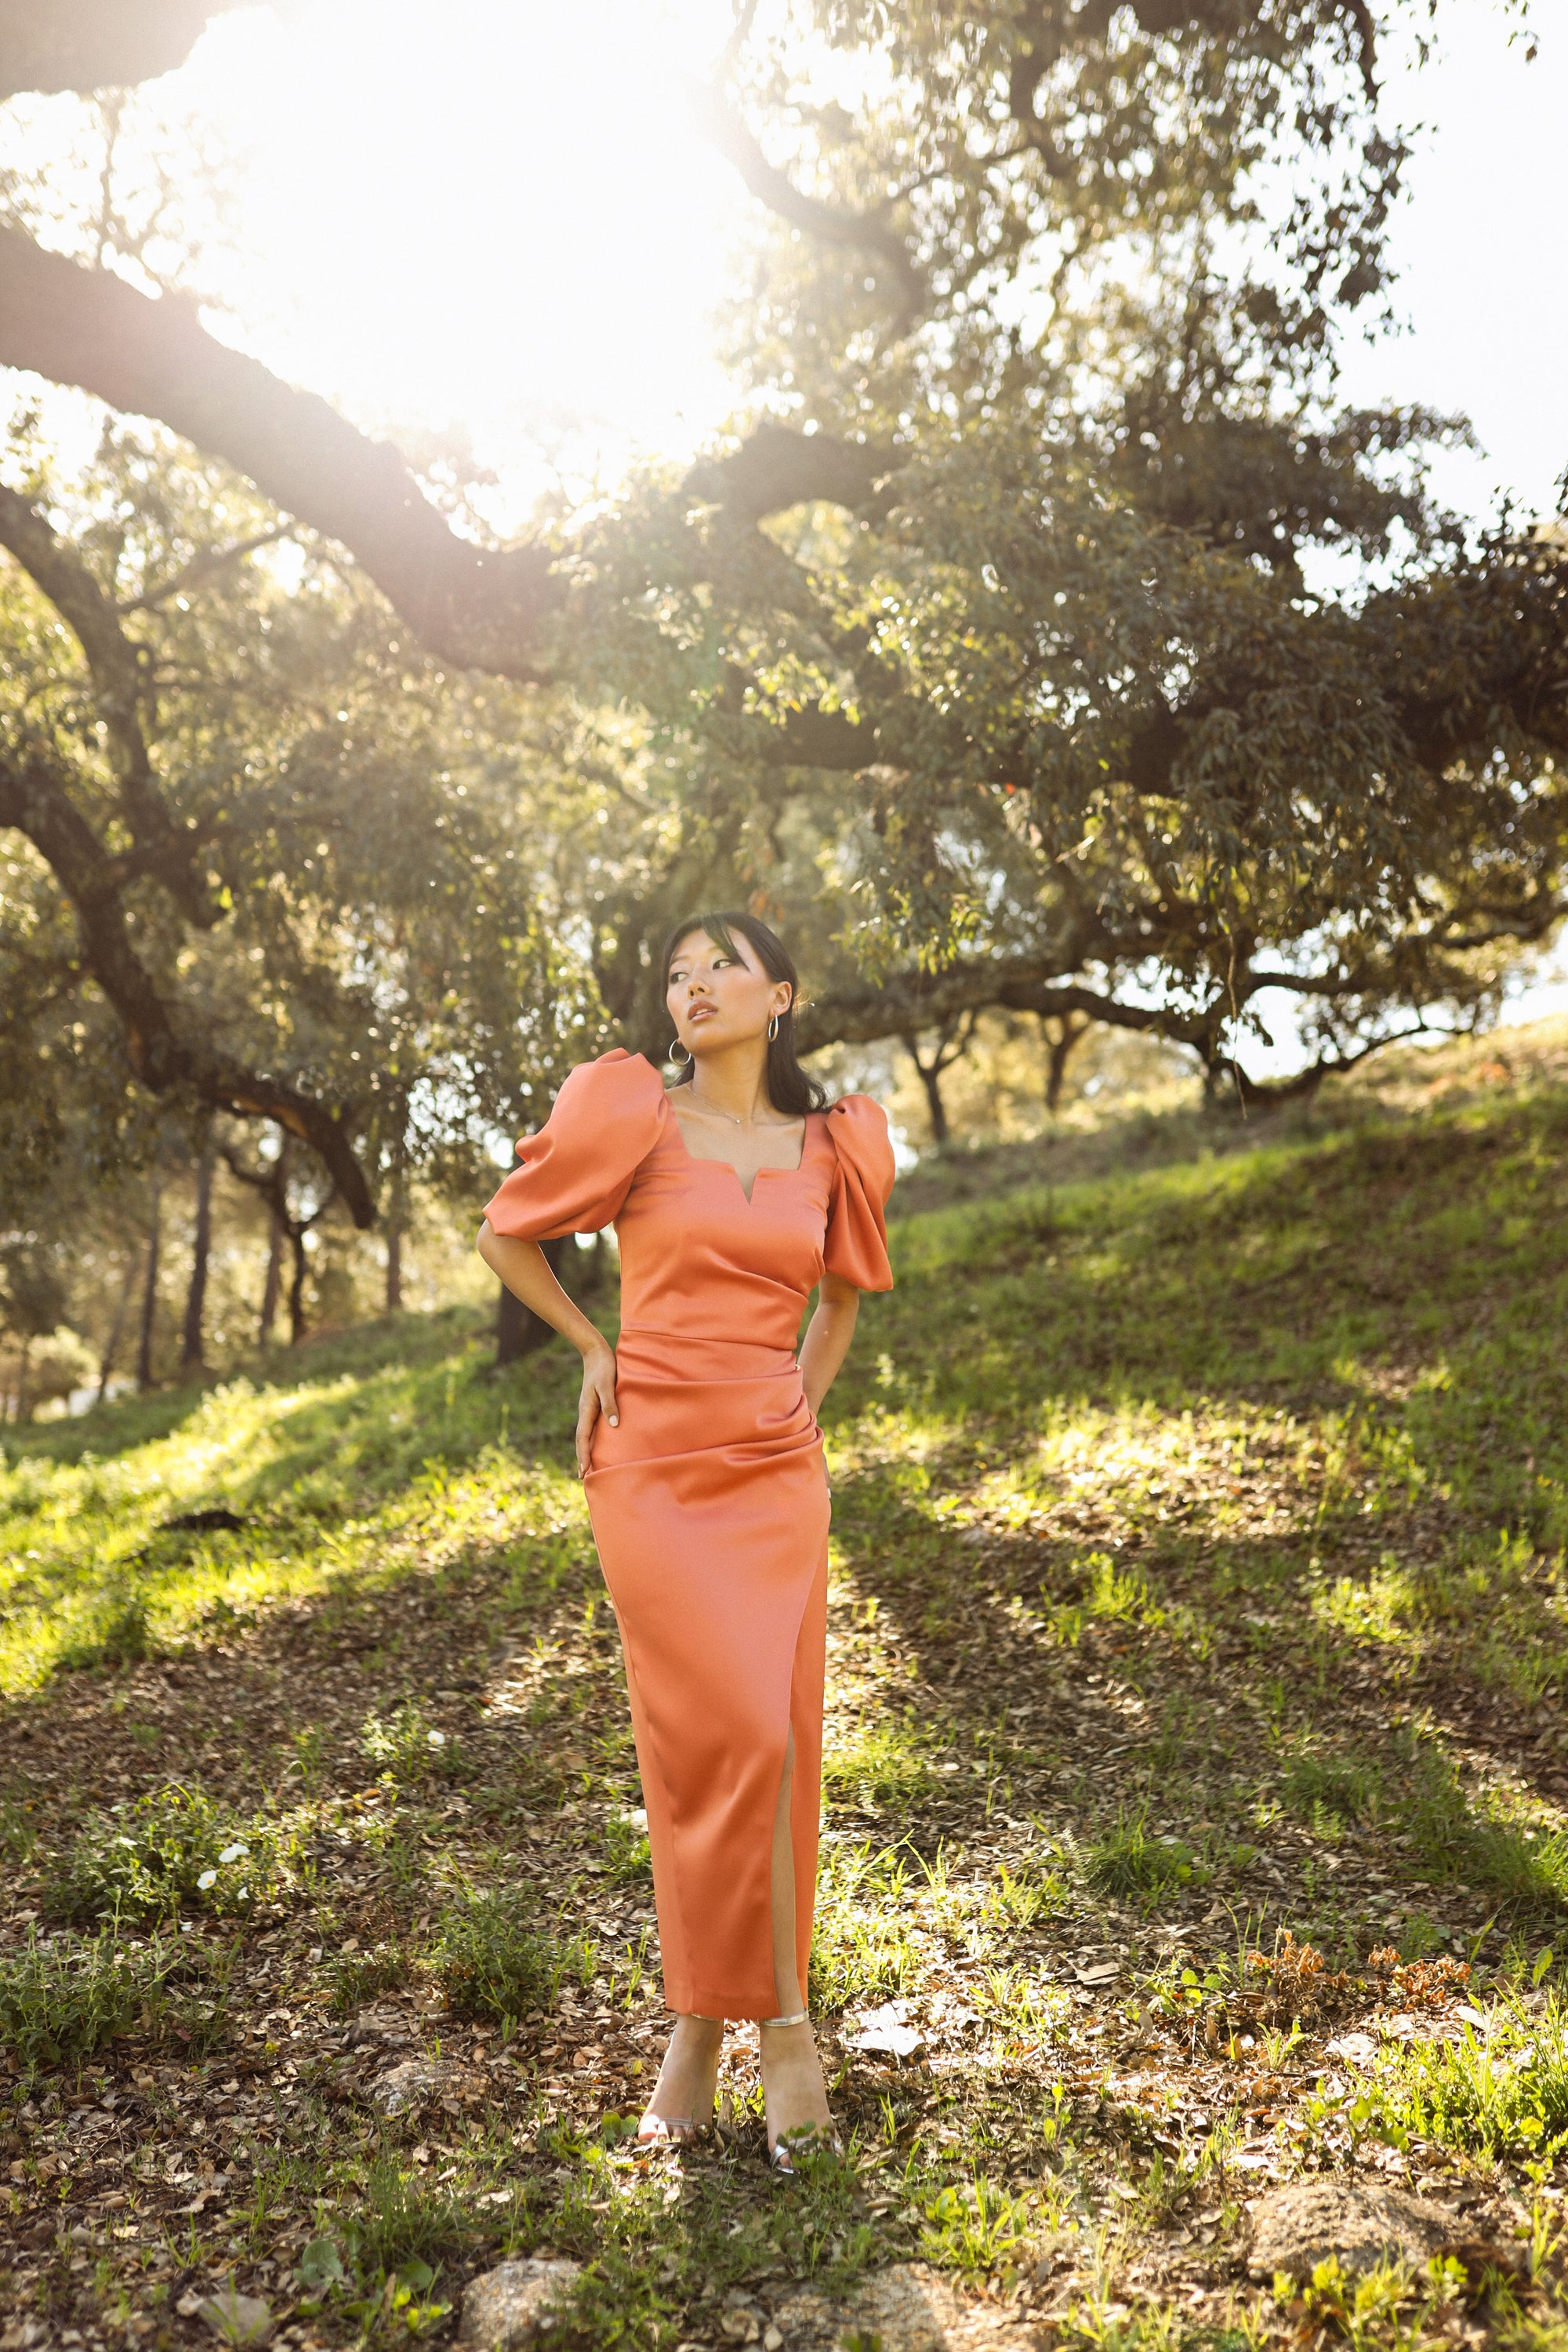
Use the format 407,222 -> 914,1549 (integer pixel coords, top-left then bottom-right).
798,1272 -> 861,1420
476,1218 -> 618,1475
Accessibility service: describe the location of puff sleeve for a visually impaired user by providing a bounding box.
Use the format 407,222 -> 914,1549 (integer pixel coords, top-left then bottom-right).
482,1050 -> 667,1241
822,1094 -> 895,1292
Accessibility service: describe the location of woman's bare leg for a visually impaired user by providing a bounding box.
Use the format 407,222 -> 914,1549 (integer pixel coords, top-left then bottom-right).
760,1726 -> 833,2146
641,2013 -> 723,2140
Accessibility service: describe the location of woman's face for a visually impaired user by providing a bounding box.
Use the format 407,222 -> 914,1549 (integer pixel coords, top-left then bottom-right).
666,930 -> 791,1061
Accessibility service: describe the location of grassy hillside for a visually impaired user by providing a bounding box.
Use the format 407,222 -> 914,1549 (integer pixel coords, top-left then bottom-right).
2,1063 -> 1568,2350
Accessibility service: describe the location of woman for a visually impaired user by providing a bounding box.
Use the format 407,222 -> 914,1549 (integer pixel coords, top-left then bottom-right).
476,912 -> 893,2170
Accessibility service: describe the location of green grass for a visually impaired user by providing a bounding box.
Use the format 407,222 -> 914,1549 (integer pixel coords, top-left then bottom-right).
7,1066 -> 1568,2349
0,1928 -> 179,2071
0,1306 -> 592,1695
46,1782 -> 295,1926
1328,1990 -> 1568,2161
1084,1809 -> 1200,1903
429,1886 -> 596,2026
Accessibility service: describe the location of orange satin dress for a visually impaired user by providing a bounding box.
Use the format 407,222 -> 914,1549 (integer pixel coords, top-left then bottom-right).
483,1049 -> 895,2020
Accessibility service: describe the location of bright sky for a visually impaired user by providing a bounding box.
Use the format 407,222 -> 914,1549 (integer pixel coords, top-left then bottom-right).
180,0 -> 746,520
1333,2 -> 1568,528
159,0 -> 1568,531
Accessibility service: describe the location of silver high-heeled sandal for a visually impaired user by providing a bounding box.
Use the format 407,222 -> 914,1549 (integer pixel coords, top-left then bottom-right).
637,2018 -> 721,2147
760,2009 -> 841,2176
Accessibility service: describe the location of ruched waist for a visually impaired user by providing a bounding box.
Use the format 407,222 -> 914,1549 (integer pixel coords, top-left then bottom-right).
590,1323 -> 819,1479
615,1326 -> 803,1381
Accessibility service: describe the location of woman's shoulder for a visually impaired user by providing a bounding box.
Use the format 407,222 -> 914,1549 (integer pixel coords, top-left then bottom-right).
821,1093 -> 895,1197
822,1091 -> 892,1135
557,1048 -> 668,1116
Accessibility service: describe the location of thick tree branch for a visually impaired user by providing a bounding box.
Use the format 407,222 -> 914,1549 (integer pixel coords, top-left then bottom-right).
690,80 -> 926,327
0,747 -> 374,1224
0,229 -> 562,677
799,957 -> 1217,1056
0,483 -> 216,916
684,423 -> 898,526
0,1 -> 235,100
0,230 -> 906,684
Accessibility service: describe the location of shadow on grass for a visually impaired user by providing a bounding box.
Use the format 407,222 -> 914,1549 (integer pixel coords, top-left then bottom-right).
818,1092 -> 1568,1929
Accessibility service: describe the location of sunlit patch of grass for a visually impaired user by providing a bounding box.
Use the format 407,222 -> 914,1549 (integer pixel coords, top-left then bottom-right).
975,1964 -> 1069,2041
1085,1807 -> 1200,1904
982,1855 -> 1073,1929
1049,1553 -> 1167,1647
1402,1749 -> 1568,1915
822,1711 -> 938,1813
0,1312 -> 593,1693
810,1839 -> 921,2011
1343,1990 -> 1568,2161
916,2172 -> 1035,2278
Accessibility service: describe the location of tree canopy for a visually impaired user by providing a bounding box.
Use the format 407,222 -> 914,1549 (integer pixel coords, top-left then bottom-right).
0,0 -> 1563,1217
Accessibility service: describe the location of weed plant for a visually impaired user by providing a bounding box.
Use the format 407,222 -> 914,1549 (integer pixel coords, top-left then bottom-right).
602,1808 -> 652,1883
0,1928 -> 177,2071
1353,1988 -> 1568,2161
323,1940 -> 410,2015
430,1886 -> 594,2024
1085,1808 -> 1200,1903
361,1700 -> 461,1784
47,1784 -> 286,1924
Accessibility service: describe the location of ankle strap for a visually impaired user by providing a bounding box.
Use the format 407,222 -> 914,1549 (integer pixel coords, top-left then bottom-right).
760,2009 -> 810,2028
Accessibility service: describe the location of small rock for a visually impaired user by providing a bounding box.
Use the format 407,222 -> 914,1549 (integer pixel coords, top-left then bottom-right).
775,2264 -> 1024,2350
196,2291 -> 274,2346
459,2259 -> 583,2349
347,2005 -> 414,2049
1248,2181 -> 1457,2281
368,2056 -> 486,2118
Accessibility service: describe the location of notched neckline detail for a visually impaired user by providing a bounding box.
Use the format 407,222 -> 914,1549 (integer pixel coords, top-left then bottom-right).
665,1103 -> 815,1207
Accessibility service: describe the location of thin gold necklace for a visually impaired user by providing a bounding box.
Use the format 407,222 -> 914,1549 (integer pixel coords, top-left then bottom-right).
687,1091 -> 771,1129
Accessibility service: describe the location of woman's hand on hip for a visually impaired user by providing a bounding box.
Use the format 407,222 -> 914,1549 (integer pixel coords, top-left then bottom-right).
576,1340 -> 619,1478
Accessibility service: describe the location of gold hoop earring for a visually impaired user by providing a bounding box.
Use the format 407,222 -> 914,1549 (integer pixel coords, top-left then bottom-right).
768,1014 -> 779,1042
670,1040 -> 691,1065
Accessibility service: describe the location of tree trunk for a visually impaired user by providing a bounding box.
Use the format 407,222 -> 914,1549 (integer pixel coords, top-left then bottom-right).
288,1229 -> 309,1346
180,1141 -> 215,1374
96,1249 -> 138,1403
1044,1013 -> 1090,1113
495,1282 -> 528,1367
385,1163 -> 406,1313
918,1062 -> 949,1145
495,1238 -> 568,1367
259,1208 -> 283,1345
136,1169 -> 162,1392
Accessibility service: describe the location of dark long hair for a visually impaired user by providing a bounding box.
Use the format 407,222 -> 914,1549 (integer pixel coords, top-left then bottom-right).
660,909 -> 828,1116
